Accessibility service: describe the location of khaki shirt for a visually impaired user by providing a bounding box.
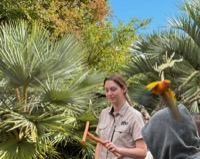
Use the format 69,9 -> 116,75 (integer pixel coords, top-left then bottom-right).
96,101 -> 145,159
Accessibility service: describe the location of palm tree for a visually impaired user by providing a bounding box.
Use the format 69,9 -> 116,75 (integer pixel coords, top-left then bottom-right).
0,20 -> 103,159
124,0 -> 200,113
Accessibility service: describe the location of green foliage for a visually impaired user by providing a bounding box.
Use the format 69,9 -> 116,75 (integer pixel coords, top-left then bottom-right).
0,0 -> 151,74
0,20 -> 104,158
82,18 -> 151,73
124,0 -> 200,113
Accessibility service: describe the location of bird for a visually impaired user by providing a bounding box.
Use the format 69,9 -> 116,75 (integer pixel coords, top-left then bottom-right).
146,80 -> 181,121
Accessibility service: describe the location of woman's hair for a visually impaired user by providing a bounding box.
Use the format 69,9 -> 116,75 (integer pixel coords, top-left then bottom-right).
103,74 -> 132,105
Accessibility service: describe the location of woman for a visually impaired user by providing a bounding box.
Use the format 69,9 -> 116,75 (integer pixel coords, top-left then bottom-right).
142,104 -> 200,159
95,74 -> 147,159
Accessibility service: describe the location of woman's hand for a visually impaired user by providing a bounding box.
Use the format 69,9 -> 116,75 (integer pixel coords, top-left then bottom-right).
104,139 -> 147,158
104,140 -> 121,153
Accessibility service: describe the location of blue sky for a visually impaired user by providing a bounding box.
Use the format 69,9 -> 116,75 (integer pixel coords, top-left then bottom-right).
108,0 -> 183,33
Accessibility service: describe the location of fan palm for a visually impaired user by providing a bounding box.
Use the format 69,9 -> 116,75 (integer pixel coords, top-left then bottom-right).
124,0 -> 200,113
0,20 -> 103,159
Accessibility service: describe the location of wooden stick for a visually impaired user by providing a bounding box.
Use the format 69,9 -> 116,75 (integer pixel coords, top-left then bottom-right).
82,121 -> 89,144
87,132 -> 119,157
82,121 -> 119,157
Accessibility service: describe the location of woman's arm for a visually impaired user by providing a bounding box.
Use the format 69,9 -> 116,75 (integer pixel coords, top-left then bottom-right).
105,138 -> 147,159
95,143 -> 101,159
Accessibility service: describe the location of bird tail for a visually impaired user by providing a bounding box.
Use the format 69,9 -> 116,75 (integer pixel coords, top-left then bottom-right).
162,89 -> 181,121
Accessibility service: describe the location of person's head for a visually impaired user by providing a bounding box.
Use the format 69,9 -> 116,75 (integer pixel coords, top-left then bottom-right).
103,74 -> 132,106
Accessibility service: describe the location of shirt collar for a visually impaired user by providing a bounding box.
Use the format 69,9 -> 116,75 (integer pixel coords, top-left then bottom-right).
109,101 -> 130,117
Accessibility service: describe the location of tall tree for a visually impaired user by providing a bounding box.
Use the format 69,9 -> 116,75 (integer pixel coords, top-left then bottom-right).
0,0 -> 110,37
82,18 -> 150,73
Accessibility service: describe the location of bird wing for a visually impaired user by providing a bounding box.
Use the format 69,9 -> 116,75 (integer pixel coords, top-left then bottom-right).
146,81 -> 161,90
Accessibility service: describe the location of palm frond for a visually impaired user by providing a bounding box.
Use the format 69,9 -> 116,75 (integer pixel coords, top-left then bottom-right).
0,20 -> 85,88
0,138 -> 36,159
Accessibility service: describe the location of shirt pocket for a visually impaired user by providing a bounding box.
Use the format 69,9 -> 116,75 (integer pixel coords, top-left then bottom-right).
98,123 -> 109,140
114,126 -> 134,147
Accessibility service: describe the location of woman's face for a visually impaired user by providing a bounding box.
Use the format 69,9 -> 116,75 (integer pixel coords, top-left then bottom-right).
104,80 -> 126,105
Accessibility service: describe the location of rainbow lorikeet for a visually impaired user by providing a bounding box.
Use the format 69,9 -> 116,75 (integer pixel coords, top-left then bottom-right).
146,80 -> 181,121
